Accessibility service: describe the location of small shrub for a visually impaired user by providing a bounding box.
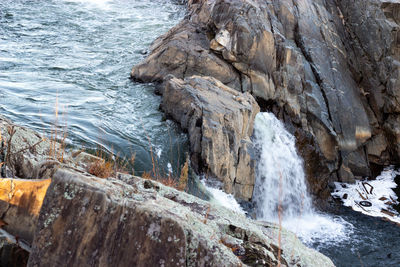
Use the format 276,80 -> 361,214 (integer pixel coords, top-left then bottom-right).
88,160 -> 114,178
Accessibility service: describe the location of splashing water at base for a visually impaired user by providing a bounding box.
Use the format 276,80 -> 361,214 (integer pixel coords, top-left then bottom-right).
253,112 -> 353,245
201,179 -> 246,215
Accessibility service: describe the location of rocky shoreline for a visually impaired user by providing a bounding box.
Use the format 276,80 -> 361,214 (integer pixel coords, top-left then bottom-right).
2,0 -> 400,265
0,115 -> 334,266
132,0 -> 400,205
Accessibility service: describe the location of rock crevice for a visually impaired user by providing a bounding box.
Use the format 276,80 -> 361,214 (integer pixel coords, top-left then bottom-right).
132,0 -> 400,200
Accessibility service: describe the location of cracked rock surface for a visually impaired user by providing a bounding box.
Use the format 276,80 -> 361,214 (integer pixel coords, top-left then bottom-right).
160,75 -> 259,200
28,170 -> 334,267
131,0 -> 400,201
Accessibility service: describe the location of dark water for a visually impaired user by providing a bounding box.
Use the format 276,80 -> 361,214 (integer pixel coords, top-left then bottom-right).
1,1 -> 400,266
0,0 -> 188,176
313,207 -> 400,267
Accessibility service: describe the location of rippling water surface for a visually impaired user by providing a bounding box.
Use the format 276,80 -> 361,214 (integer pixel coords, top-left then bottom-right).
1,1 -> 400,266
0,0 -> 188,175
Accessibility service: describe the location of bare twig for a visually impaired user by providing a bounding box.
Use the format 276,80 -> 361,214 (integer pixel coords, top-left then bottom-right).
356,189 -> 367,200
362,182 -> 374,195
277,170 -> 283,267
203,205 -> 211,224
13,139 -> 44,155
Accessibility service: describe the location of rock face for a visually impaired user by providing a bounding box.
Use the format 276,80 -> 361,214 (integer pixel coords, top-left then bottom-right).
28,169 -> 334,267
0,115 -> 62,179
0,178 -> 51,243
0,230 -> 30,267
161,75 -> 259,200
0,115 -> 334,265
131,0 -> 400,200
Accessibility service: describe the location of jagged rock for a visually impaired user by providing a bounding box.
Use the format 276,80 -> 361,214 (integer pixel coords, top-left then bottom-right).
130,22 -> 242,90
0,115 -> 63,179
28,169 -> 335,267
366,133 -> 389,164
131,0 -> 400,199
0,230 -> 30,267
160,75 -> 259,200
0,178 -> 51,243
0,116 -> 106,181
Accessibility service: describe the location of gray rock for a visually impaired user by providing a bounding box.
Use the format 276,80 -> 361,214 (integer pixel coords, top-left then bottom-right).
0,229 -> 30,267
160,75 -> 259,200
0,115 -> 64,179
131,0 -> 400,199
28,169 -> 335,267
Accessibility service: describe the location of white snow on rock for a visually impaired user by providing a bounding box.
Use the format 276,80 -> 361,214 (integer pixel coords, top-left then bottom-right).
332,166 -> 400,224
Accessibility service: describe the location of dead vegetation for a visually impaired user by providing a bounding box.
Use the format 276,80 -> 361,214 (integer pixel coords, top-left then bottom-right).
0,103 -> 189,193
140,154 -> 189,192
88,160 -> 114,178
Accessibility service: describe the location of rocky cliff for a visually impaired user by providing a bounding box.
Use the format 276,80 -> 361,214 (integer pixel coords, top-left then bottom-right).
0,115 -> 334,266
161,75 -> 259,200
131,0 -> 400,201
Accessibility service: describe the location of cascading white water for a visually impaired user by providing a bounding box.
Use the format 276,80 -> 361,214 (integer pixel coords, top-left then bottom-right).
252,112 -> 352,245
253,112 -> 312,220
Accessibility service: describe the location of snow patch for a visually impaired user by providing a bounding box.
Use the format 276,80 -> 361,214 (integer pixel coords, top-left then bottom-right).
332,166 -> 400,224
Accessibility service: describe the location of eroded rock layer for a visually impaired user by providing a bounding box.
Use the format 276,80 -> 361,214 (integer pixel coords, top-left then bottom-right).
161,75 -> 259,200
0,115 -> 335,266
28,169 -> 334,267
131,0 -> 400,200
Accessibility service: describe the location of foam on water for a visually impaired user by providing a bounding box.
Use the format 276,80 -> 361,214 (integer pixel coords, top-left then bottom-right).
252,112 -> 353,245
201,179 -> 246,215
282,213 -> 354,246
64,0 -> 112,9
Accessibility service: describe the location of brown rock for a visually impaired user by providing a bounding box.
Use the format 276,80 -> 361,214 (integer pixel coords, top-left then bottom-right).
0,115 -> 63,179
0,178 -> 51,243
132,0 -> 400,198
28,169 -> 335,267
160,75 -> 259,200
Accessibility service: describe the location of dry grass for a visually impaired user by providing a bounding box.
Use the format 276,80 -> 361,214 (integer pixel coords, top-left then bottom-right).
140,155 -> 189,191
48,94 -> 68,162
160,175 -> 179,188
88,160 -> 114,178
178,155 -> 189,191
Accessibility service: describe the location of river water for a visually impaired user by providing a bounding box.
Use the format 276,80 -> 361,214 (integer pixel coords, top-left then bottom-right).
0,0 -> 188,176
1,1 -> 399,266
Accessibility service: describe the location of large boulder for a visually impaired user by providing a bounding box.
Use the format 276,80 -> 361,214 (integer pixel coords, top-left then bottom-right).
131,0 -> 400,201
160,75 -> 259,200
28,169 -> 334,267
0,115 -> 105,180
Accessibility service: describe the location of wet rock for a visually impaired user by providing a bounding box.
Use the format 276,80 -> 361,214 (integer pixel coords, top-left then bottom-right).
132,0 -> 400,197
366,133 -> 389,164
28,170 -> 335,267
160,75 -> 259,200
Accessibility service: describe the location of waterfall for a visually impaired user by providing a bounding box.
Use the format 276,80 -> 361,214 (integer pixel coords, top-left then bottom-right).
252,112 -> 312,221
252,112 -> 352,244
